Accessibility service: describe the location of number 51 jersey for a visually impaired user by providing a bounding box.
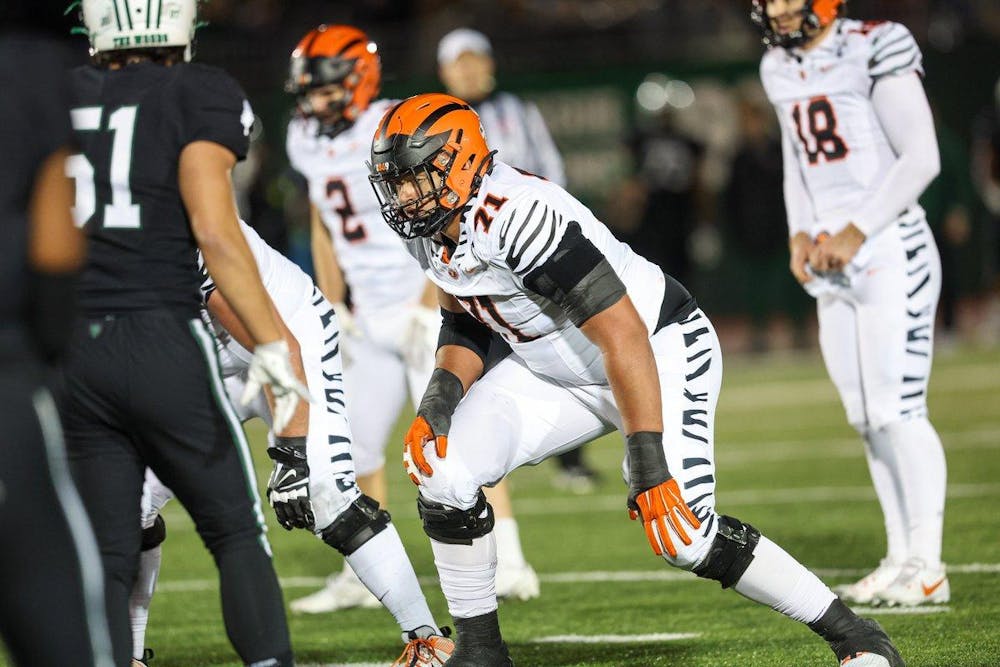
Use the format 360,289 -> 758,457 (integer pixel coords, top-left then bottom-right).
69,62 -> 252,316
286,99 -> 425,314
759,19 -> 923,237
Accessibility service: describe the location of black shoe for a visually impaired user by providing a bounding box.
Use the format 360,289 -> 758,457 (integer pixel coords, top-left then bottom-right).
131,648 -> 154,667
810,599 -> 905,667
446,612 -> 514,666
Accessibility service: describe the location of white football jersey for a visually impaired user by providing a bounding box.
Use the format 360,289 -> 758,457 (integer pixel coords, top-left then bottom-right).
287,100 -> 426,314
201,220 -> 316,374
405,161 -> 665,386
760,19 -> 923,237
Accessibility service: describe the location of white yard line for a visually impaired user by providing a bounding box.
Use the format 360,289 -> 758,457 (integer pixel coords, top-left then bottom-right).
532,632 -> 701,643
155,562 -> 1000,593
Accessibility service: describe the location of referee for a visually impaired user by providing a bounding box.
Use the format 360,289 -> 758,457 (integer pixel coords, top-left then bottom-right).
0,19 -> 114,667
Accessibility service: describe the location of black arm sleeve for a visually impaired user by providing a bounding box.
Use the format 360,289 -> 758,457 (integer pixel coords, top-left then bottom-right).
438,308 -> 493,362
522,221 -> 626,327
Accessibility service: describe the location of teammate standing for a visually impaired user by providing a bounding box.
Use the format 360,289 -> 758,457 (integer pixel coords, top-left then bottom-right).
285,24 -> 539,612
62,2 -> 307,665
0,25 -> 113,667
436,28 -> 600,493
367,93 -> 905,667
754,0 -> 948,606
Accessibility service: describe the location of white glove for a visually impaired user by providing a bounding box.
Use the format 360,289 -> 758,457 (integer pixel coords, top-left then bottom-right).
332,302 -> 360,368
240,340 -> 312,434
401,305 -> 440,369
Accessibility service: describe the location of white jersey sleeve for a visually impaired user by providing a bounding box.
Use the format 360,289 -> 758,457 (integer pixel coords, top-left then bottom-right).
867,21 -> 923,82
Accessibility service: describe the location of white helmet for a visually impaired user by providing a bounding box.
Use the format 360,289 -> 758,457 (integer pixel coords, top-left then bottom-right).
80,0 -> 199,61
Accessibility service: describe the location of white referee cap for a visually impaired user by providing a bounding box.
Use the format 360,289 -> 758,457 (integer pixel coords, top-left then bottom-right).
437,28 -> 492,65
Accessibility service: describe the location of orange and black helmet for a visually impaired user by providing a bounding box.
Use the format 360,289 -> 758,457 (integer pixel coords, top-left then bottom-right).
368,94 -> 495,239
751,0 -> 845,48
286,25 -> 381,136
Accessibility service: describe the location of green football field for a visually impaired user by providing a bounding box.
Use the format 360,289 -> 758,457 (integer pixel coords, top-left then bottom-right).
11,345 -> 1000,666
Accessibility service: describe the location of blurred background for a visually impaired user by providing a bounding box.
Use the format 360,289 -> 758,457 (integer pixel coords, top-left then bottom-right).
16,0 -> 1000,354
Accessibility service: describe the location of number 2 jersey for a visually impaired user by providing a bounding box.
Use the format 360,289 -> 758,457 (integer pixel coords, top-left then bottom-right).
405,161 -> 694,386
68,62 -> 252,316
759,19 -> 923,238
286,99 -> 425,314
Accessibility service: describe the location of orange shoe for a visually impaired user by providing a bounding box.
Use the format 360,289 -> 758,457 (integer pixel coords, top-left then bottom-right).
392,627 -> 454,667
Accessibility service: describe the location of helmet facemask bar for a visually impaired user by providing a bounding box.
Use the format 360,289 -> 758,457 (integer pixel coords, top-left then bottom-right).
751,0 -> 832,49
368,150 -> 462,240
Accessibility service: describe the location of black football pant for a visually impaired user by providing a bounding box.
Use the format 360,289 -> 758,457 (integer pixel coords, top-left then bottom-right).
61,310 -> 292,666
0,359 -> 113,666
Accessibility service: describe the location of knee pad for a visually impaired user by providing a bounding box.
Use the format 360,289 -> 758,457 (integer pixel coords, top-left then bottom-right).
692,515 -> 760,589
417,490 -> 494,545
141,514 -> 166,552
320,495 -> 390,556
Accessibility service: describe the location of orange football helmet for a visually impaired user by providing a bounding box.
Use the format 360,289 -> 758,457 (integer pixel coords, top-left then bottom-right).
751,0 -> 845,48
368,94 -> 495,239
286,25 -> 381,136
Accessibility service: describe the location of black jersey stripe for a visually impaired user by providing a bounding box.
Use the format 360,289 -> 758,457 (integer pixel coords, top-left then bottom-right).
870,43 -> 918,71
507,203 -> 549,272
869,30 -> 911,61
871,54 -> 921,80
506,199 -> 539,255
518,212 -> 560,274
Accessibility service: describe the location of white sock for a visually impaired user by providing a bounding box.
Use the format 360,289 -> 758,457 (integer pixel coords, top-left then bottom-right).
733,535 -> 836,624
493,518 -> 526,569
430,532 -> 497,619
345,524 -> 437,634
882,418 -> 947,568
863,427 -> 909,565
129,545 -> 161,660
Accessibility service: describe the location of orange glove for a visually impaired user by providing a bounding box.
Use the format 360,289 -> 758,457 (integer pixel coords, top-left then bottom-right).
628,478 -> 701,557
403,415 -> 448,485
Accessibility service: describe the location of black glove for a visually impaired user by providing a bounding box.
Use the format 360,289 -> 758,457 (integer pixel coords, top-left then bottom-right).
625,431 -> 672,510
266,436 -> 314,530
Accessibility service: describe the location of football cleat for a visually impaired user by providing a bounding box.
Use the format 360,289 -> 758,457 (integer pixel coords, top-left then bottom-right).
289,568 -> 380,614
831,618 -> 905,667
131,648 -> 154,667
872,558 -> 949,607
834,559 -> 902,604
495,562 -> 540,601
391,627 -> 454,667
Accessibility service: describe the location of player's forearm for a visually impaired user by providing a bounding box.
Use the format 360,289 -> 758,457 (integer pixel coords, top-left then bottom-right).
434,344 -> 484,394
180,141 -> 282,345
310,207 -> 347,303
582,297 -> 663,435
853,74 -> 941,237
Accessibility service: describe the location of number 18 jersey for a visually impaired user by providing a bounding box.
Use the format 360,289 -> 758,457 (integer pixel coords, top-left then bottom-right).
286,100 -> 425,314
759,19 -> 923,236
69,62 -> 252,316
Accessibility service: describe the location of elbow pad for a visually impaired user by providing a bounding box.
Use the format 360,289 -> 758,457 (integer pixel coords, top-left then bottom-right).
438,308 -> 492,362
523,221 -> 626,327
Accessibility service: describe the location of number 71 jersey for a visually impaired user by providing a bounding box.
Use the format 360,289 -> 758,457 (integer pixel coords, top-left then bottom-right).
286,99 -> 425,313
759,19 -> 923,235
